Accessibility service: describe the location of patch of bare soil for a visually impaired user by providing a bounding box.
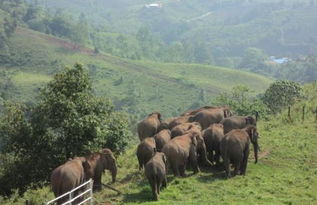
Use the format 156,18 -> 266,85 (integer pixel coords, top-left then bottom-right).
249,149 -> 271,160
16,27 -> 95,55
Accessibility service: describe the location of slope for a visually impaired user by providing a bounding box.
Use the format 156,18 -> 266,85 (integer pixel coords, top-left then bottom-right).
3,83 -> 317,205
0,27 -> 271,118
33,0 -> 317,57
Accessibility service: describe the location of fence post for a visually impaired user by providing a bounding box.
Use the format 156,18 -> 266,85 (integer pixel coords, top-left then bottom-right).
69,191 -> 73,205
288,106 -> 291,121
90,179 -> 94,205
302,105 -> 305,122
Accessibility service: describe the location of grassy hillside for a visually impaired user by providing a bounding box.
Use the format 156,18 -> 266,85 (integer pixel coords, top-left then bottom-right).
2,83 -> 317,205
0,27 -> 271,119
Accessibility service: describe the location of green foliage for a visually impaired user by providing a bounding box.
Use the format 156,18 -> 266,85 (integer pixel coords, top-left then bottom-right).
33,63 -> 131,157
263,80 -> 302,113
0,64 -> 131,195
6,103 -> 317,204
0,27 -> 271,120
0,2 -> 18,54
212,85 -> 268,117
0,102 -> 35,195
238,47 -> 269,74
274,56 -> 317,83
6,0 -> 315,79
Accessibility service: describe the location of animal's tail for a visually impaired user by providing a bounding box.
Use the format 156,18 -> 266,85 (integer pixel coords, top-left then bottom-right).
152,175 -> 158,201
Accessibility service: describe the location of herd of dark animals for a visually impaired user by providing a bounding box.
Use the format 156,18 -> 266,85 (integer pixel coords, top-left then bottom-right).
137,106 -> 259,201
49,105 -> 259,204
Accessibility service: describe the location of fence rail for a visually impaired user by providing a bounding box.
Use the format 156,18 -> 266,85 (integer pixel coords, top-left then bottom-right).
45,179 -> 93,205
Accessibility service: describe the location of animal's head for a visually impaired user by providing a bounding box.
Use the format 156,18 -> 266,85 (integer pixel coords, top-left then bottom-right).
188,122 -> 202,132
245,126 -> 260,164
100,148 -> 117,183
150,112 -> 162,122
245,126 -> 258,143
212,123 -> 223,129
223,107 -> 233,118
245,116 -> 257,126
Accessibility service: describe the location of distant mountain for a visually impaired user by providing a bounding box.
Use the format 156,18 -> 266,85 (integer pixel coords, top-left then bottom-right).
32,0 -> 317,58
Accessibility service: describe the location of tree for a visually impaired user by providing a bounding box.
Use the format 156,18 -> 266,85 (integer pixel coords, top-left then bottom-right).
71,13 -> 89,44
263,80 -> 302,113
34,63 -> 130,159
238,47 -> 268,73
49,9 -> 74,39
0,64 -> 131,195
212,85 -> 268,117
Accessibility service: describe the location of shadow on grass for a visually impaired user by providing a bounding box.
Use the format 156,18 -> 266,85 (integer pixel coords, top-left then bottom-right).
122,188 -> 153,203
119,171 -> 140,184
121,179 -> 154,203
121,172 -> 178,203
196,164 -> 227,183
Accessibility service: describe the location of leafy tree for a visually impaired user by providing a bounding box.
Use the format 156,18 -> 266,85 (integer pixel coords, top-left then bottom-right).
238,47 -> 268,73
275,56 -> 317,83
48,9 -> 74,39
34,63 -> 131,158
263,80 -> 302,113
71,13 -> 90,44
0,64 -> 131,195
212,85 -> 268,117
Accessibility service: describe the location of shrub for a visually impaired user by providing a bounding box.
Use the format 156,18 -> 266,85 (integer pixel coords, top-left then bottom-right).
263,80 -> 302,114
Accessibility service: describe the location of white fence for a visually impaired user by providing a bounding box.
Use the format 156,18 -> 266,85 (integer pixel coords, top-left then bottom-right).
45,179 -> 93,205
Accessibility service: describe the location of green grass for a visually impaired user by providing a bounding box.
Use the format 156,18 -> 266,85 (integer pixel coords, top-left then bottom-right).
4,115 -> 316,205
1,86 -> 317,205
1,27 -> 272,118
2,27 -> 316,205
91,120 -> 317,205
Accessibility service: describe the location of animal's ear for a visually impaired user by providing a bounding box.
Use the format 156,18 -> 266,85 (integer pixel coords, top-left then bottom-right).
246,116 -> 256,125
191,135 -> 198,146
157,112 -> 162,121
82,160 -> 90,172
193,122 -> 202,130
224,110 -> 228,118
245,116 -> 251,124
246,127 -> 255,141
162,154 -> 167,165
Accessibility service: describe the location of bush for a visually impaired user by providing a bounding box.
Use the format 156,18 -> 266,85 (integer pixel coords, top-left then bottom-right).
263,80 -> 302,114
212,85 -> 268,118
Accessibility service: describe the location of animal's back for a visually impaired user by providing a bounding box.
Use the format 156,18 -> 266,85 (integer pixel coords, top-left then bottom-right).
51,159 -> 84,197
222,129 -> 247,160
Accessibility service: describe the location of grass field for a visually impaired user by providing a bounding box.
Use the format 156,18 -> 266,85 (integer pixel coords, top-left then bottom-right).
3,84 -> 317,205
1,27 -> 272,119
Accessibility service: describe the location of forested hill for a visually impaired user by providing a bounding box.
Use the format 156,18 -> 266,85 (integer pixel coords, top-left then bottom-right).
33,0 -> 317,58
0,26 -> 271,120
27,0 -> 317,82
